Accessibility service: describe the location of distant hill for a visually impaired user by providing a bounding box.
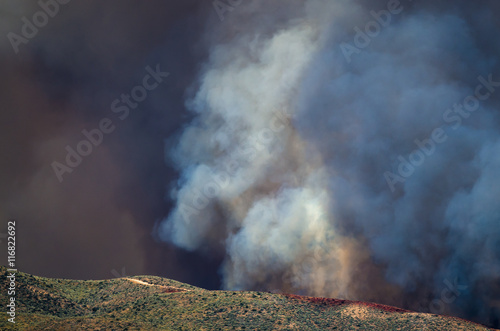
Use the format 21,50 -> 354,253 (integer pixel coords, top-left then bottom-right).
0,266 -> 495,330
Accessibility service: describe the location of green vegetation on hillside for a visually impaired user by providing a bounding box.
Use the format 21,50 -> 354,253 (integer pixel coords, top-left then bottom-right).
0,266 -> 494,330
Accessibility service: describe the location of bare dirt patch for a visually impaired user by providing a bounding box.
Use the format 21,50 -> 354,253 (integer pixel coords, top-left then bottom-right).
124,278 -> 188,293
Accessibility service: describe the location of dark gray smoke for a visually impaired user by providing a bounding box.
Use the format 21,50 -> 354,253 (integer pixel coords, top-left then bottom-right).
159,0 -> 500,326
0,0 -> 226,290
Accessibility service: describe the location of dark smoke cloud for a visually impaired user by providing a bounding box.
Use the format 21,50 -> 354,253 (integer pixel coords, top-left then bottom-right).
159,0 -> 500,326
0,0 -> 225,290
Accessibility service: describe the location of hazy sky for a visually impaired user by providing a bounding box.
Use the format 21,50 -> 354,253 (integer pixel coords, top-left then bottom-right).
0,0 -> 224,290
1,0 -> 500,328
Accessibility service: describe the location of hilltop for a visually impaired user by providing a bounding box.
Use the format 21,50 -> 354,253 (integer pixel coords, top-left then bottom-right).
0,266 -> 495,330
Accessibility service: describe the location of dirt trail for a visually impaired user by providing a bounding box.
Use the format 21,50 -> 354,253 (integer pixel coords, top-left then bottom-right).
124,278 -> 189,293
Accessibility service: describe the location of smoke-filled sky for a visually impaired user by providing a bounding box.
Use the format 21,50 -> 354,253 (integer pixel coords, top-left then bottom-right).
0,0 -> 223,290
2,0 -> 500,327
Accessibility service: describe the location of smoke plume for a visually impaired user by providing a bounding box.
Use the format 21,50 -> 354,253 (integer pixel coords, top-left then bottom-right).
160,0 -> 500,326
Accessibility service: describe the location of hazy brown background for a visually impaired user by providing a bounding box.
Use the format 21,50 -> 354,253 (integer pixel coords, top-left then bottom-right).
0,0 -> 225,289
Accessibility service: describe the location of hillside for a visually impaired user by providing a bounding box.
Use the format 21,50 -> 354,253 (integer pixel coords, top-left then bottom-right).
0,266 -> 495,330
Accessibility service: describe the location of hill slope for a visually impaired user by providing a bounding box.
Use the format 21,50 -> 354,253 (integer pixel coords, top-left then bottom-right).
0,266 -> 495,330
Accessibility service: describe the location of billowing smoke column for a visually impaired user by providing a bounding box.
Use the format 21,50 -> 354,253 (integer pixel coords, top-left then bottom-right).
159,0 -> 500,326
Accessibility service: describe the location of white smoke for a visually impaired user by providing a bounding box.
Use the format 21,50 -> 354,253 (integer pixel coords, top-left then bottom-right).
160,0 -> 500,325
159,16 -> 350,294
